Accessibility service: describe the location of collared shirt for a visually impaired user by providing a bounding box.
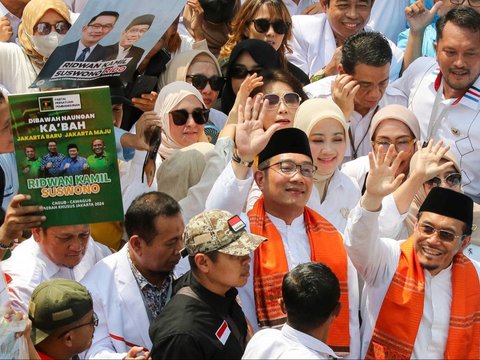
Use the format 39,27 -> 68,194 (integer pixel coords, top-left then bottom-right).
0,1 -> 21,43
283,0 -> 319,15
21,157 -> 42,178
127,247 -> 172,320
243,323 -> 339,359
41,152 -> 66,177
74,42 -> 98,61
86,152 -> 114,174
60,156 -> 88,175
344,204 -> 480,358
388,57 -> 480,203
116,46 -> 131,60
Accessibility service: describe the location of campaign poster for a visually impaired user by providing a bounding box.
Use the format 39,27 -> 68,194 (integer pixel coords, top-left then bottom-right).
8,86 -> 124,227
33,0 -> 186,88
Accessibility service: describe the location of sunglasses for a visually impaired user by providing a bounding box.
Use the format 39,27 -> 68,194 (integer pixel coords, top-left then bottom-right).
229,65 -> 264,79
186,74 -> 225,91
34,21 -> 70,35
263,92 -> 301,109
418,223 -> 465,242
170,108 -> 210,126
424,173 -> 462,189
251,18 -> 290,34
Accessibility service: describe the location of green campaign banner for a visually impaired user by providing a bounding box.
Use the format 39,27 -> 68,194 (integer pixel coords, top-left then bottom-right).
9,86 -> 124,227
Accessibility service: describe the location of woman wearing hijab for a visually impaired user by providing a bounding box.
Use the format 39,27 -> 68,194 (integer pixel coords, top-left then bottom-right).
120,81 -> 209,210
291,99 -> 361,232
221,39 -> 281,115
160,49 -> 227,133
0,0 -> 71,93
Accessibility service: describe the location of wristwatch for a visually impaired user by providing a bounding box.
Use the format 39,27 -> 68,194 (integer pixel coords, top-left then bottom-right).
232,149 -> 254,168
0,240 -> 14,250
310,68 -> 326,83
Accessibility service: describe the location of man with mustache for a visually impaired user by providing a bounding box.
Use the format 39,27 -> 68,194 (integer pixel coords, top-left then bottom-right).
389,6 -> 480,203
149,209 -> 265,360
206,118 -> 361,358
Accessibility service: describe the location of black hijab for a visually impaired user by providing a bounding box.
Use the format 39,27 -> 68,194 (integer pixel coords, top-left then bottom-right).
221,39 -> 281,115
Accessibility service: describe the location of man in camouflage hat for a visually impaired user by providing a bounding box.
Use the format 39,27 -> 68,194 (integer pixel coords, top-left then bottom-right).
149,209 -> 266,360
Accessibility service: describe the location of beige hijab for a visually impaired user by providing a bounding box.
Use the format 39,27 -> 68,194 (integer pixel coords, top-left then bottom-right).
159,49 -> 221,88
294,99 -> 349,202
154,81 -> 206,160
405,150 -> 461,235
18,0 -> 71,68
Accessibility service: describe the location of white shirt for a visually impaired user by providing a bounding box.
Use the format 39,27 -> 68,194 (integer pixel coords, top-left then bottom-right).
0,1 -> 21,43
2,237 -> 110,313
0,42 -> 39,94
0,153 -> 18,211
388,57 -> 480,203
237,212 -> 361,359
243,323 -> 339,359
344,204 -> 480,359
283,0 -> 319,16
74,42 -> 98,61
287,13 -> 404,80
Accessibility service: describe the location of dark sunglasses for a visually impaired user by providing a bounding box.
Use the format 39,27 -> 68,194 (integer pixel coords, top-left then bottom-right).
170,108 -> 210,126
186,75 -> 225,91
34,21 -> 70,35
424,173 -> 462,188
251,18 -> 290,34
263,92 -> 301,108
229,65 -> 264,79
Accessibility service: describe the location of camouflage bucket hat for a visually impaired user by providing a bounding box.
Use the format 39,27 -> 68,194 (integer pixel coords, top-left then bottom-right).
183,210 -> 266,256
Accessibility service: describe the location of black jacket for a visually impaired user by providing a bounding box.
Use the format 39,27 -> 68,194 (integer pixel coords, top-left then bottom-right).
149,271 -> 248,359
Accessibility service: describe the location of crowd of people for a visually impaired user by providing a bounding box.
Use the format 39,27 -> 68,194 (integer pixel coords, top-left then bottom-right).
0,0 -> 479,359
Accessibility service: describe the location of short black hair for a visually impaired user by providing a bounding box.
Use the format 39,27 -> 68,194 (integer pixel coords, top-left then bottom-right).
325,0 -> 374,8
47,141 -> 57,147
67,143 -> 78,151
125,192 -> 181,244
282,262 -> 340,332
188,251 -> 219,273
436,6 -> 480,41
88,11 -> 120,25
341,31 -> 392,75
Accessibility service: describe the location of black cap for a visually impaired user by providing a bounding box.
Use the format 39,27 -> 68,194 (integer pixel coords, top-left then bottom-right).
258,128 -> 313,165
419,187 -> 473,235
200,0 -> 237,23
126,14 -> 155,30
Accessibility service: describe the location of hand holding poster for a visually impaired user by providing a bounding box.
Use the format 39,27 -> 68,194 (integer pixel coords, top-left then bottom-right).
9,86 -> 124,227
33,0 -> 186,88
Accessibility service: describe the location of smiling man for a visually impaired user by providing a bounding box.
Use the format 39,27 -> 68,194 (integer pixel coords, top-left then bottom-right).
287,0 -> 404,80
206,126 -> 360,358
344,146 -> 479,359
149,209 -> 266,360
389,6 -> 480,203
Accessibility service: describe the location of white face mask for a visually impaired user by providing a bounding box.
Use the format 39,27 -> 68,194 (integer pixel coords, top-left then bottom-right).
31,32 -> 64,58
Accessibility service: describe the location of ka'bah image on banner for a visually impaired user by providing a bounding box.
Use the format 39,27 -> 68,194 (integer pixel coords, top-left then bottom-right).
8,86 -> 124,227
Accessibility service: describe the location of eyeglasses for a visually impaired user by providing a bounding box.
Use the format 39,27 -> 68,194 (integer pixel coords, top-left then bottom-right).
229,65 -> 264,79
372,138 -> 415,152
170,108 -> 210,126
262,160 -> 317,178
451,0 -> 480,7
263,92 -> 301,109
87,23 -> 114,31
57,312 -> 98,339
250,18 -> 290,34
418,223 -> 465,242
34,21 -> 70,35
186,74 -> 225,91
424,172 -> 462,189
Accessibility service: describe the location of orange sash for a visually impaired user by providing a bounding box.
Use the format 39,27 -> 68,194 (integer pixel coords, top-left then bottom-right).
247,197 -> 350,353
366,237 -> 480,359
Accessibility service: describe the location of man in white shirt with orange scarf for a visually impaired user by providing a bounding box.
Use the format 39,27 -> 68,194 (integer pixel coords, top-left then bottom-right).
345,145 -> 480,358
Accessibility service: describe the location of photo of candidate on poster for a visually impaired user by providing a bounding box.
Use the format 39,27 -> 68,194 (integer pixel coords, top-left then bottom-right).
33,0 -> 186,89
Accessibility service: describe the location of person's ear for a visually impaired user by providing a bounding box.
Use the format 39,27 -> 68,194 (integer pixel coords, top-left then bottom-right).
333,302 -> 342,318
254,170 -> 265,190
338,63 -> 345,75
62,331 -> 74,348
459,235 -> 472,253
320,0 -> 328,11
278,298 -> 286,314
129,235 -> 144,255
194,253 -> 210,274
32,228 -> 42,242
